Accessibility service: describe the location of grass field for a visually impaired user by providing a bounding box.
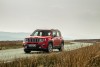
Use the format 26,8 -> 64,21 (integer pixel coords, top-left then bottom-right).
0,41 -> 22,50
0,42 -> 100,67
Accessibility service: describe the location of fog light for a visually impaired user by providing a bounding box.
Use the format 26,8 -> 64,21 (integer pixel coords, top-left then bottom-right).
39,47 -> 41,48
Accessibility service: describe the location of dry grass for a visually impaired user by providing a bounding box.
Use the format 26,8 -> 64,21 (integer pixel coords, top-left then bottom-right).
0,41 -> 22,50
0,43 -> 100,67
64,40 -> 74,44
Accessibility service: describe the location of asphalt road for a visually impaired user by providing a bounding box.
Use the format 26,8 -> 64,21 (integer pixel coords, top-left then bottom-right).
0,42 -> 93,61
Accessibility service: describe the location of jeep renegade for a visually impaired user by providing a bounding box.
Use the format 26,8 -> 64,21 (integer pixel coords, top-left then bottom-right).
23,29 -> 64,53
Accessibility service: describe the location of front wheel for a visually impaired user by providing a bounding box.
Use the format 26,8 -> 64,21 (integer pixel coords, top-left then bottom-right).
46,43 -> 53,53
24,49 -> 31,53
58,43 -> 64,51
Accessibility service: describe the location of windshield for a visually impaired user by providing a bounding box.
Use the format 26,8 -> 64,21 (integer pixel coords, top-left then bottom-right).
31,30 -> 51,36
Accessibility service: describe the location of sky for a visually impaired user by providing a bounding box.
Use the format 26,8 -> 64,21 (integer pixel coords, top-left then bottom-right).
0,0 -> 100,39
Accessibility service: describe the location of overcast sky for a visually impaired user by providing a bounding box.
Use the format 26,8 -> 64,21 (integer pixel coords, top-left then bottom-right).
0,0 -> 100,39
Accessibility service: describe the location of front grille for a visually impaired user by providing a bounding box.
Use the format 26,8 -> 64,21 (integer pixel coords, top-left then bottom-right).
26,38 -> 39,42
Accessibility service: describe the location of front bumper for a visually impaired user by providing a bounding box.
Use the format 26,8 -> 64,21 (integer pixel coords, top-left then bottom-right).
24,44 -> 47,51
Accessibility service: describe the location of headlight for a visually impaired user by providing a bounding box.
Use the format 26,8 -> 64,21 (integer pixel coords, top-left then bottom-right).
23,38 -> 28,43
39,38 -> 46,42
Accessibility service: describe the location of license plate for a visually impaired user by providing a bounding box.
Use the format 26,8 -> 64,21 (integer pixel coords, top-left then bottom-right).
29,44 -> 36,47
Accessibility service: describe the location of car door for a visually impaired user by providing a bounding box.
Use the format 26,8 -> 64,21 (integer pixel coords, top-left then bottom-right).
52,30 -> 58,46
56,31 -> 62,46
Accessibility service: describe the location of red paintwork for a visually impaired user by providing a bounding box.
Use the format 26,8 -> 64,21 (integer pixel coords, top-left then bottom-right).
23,29 -> 64,50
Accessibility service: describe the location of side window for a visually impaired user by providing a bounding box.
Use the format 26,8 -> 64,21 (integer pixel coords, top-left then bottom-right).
52,31 -> 57,37
57,31 -> 61,37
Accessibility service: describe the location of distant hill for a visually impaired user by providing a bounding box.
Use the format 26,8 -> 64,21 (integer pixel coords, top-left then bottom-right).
0,32 -> 30,41
74,39 -> 100,43
0,31 -> 72,41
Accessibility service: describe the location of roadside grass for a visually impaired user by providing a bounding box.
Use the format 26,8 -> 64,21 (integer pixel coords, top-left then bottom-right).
0,43 -> 100,67
0,41 -> 22,50
64,40 -> 74,44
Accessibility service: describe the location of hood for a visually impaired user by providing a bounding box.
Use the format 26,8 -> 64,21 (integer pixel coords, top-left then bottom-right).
26,36 -> 52,39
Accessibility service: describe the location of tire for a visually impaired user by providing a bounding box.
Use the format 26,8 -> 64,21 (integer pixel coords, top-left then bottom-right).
24,49 -> 31,53
58,43 -> 64,51
47,43 -> 53,53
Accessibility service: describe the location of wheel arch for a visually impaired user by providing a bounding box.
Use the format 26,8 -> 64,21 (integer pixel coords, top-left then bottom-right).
61,40 -> 64,45
48,40 -> 53,46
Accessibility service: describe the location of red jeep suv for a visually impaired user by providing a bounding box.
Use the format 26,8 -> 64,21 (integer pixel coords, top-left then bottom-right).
23,29 -> 64,53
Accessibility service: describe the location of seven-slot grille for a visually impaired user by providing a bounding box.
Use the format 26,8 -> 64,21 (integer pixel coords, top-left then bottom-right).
26,38 -> 39,42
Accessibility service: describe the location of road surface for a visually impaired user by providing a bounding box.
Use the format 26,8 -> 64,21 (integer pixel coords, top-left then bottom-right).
0,42 -> 93,61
